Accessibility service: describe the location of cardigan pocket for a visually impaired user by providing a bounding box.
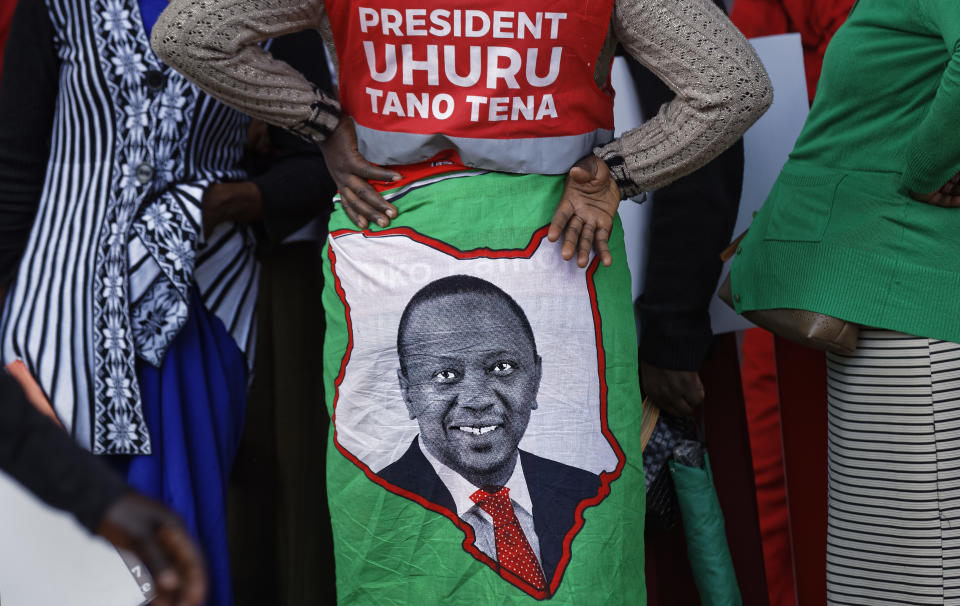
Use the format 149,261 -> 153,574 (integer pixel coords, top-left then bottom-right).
762,172 -> 845,242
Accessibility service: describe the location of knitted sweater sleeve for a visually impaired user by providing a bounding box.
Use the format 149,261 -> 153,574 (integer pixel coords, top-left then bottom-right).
151,0 -> 340,143
596,0 -> 773,197
151,0 -> 771,188
901,0 -> 960,194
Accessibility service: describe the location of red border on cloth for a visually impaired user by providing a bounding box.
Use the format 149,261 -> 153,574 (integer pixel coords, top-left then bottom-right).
327,225 -> 626,600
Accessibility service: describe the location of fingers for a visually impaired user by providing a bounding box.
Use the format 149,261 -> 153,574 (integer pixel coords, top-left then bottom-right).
646,381 -> 693,416
351,178 -> 398,220
570,155 -> 601,184
677,374 -> 706,409
567,164 -> 594,185
942,173 -> 960,197
641,364 -> 704,417
562,216 -> 583,263
926,194 -> 960,208
933,194 -> 960,208
912,173 -> 960,207
133,529 -> 180,604
333,155 -> 400,229
552,153 -> 619,266
340,183 -> 398,229
595,228 -> 613,267
355,161 -> 403,184
340,188 -> 374,229
136,524 -> 207,606
548,199 -> 574,243
157,525 -> 208,606
573,219 -> 614,268
97,494 -> 208,606
550,204 -> 615,267
577,222 -> 595,268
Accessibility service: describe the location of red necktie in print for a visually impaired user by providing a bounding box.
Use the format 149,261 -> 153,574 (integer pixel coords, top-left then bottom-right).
470,487 -> 547,591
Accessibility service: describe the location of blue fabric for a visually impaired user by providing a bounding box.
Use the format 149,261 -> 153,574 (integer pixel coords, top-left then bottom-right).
125,288 -> 248,606
137,0 -> 167,37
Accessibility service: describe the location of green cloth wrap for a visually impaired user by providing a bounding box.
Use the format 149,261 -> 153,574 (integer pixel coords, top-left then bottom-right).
321,172 -> 645,604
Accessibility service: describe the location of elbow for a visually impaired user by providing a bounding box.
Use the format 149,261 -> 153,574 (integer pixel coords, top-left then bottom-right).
150,4 -> 205,74
149,12 -> 181,70
742,67 -> 774,126
755,71 -> 775,118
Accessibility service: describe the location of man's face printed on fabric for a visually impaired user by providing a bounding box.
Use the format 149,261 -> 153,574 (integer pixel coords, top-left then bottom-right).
398,288 -> 542,488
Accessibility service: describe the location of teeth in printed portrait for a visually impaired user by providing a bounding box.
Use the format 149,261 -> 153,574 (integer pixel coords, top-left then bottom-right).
457,425 -> 498,436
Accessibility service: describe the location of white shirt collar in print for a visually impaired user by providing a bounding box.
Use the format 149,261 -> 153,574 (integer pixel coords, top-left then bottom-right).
417,439 -> 535,520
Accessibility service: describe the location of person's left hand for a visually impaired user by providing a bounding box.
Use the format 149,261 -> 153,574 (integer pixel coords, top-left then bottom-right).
97,493 -> 208,606
548,154 -> 621,268
640,361 -> 705,417
910,171 -> 960,207
245,119 -> 273,157
201,181 -> 264,236
319,116 -> 402,229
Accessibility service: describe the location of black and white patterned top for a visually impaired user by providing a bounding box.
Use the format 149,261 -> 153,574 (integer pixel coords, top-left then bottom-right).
0,0 -> 262,455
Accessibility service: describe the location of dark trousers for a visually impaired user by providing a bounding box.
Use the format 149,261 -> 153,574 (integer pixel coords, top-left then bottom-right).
228,241 -> 336,605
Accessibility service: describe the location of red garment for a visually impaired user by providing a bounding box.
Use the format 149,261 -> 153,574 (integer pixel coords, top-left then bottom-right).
323,3 -> 617,179
730,0 -> 855,102
0,0 -> 16,73
739,328 -> 793,606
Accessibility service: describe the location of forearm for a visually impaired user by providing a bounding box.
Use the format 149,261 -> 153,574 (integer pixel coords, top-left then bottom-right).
597,0 -> 772,197
638,139 -> 742,368
252,153 -> 335,245
249,29 -> 337,245
0,373 -> 126,532
902,51 -> 960,194
151,0 -> 340,144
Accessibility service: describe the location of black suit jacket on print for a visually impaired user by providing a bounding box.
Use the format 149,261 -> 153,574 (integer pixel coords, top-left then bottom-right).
378,436 -> 602,582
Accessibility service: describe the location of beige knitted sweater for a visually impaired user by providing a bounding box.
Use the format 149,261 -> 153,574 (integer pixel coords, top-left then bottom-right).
152,0 -> 771,196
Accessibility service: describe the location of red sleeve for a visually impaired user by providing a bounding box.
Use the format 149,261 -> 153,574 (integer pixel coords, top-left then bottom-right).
733,0 -> 855,101
0,0 -> 18,74
730,0 -> 790,38
801,0 -> 856,96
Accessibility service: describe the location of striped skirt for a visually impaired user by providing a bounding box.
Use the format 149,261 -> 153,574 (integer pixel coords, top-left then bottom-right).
826,329 -> 960,604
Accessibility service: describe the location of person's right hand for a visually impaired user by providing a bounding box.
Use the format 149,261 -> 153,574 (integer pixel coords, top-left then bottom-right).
320,116 -> 402,229
548,154 -> 621,268
245,119 -> 273,157
911,172 -> 960,207
201,181 -> 265,237
97,493 -> 207,606
640,361 -> 706,417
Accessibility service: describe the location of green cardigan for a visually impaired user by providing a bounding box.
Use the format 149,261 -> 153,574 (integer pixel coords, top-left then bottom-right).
731,0 -> 960,343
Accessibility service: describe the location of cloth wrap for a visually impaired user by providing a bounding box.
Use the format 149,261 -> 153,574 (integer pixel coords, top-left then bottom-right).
321,171 -> 645,603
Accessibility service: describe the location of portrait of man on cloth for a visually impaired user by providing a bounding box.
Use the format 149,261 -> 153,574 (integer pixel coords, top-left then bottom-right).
378,275 -> 602,590
327,230 -> 623,595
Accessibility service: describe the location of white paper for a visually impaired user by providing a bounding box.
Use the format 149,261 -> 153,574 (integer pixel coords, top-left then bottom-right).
708,33 -> 810,334
0,471 -> 151,606
611,57 -> 653,311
